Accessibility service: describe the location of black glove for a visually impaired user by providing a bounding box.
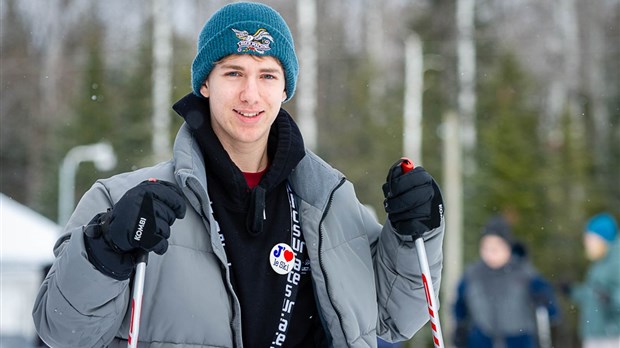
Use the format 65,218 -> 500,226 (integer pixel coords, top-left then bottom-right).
84,179 -> 186,280
453,323 -> 469,348
382,159 -> 443,238
530,277 -> 552,307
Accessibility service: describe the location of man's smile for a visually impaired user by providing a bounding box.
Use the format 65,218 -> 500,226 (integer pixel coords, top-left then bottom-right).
234,109 -> 264,118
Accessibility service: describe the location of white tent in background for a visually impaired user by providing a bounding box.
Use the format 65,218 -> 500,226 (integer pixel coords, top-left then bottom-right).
1,193 -> 60,347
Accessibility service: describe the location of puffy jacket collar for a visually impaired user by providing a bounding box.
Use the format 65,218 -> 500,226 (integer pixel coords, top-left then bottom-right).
289,150 -> 346,212
172,93 -> 306,236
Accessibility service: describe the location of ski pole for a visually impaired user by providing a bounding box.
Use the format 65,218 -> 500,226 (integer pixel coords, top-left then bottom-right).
535,306 -> 552,348
128,252 -> 148,348
400,158 -> 445,348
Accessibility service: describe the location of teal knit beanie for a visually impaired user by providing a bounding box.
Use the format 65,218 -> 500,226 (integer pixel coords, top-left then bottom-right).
191,2 -> 298,102
585,213 -> 618,243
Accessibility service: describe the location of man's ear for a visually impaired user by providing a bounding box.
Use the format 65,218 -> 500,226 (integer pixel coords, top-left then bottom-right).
282,90 -> 287,102
200,83 -> 209,98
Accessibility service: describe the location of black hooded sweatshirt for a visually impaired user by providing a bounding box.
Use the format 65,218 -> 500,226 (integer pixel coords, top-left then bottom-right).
173,94 -> 325,347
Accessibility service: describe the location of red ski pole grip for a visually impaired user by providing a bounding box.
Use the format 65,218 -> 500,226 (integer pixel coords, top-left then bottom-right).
400,157 -> 414,174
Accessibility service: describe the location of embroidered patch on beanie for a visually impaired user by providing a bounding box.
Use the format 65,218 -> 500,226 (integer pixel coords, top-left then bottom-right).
232,28 -> 273,53
191,2 -> 298,102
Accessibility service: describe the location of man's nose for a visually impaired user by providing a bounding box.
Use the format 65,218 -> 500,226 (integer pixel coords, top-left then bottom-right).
240,77 -> 260,104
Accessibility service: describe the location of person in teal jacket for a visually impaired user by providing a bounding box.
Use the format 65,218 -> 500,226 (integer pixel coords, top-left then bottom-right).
570,213 -> 620,348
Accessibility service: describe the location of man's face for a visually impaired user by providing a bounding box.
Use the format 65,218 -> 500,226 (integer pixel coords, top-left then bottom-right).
200,54 -> 287,150
479,235 -> 512,269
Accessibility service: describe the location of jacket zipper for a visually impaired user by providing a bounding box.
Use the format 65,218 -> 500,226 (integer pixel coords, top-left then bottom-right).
186,178 -> 241,348
317,177 -> 348,344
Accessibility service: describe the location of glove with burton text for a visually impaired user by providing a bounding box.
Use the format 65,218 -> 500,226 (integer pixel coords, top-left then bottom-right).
382,160 -> 444,239
84,179 -> 186,280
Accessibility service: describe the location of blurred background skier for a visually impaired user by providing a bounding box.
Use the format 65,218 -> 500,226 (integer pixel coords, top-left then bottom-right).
452,215 -> 560,348
567,212 -> 620,348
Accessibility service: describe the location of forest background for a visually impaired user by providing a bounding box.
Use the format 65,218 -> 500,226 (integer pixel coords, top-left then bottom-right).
1,0 -> 619,347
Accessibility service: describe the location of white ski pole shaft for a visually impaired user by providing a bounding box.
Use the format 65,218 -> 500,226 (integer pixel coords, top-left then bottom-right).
535,306 -> 552,348
415,237 -> 445,348
128,252 -> 148,348
399,158 -> 445,348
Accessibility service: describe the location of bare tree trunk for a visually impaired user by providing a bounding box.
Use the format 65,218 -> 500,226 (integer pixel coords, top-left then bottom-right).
366,0 -> 385,122
549,0 -> 585,224
403,33 -> 423,164
442,111 -> 463,344
581,0 -> 611,190
296,0 -> 318,151
31,0 -> 63,206
559,0 -> 586,224
542,0 -> 581,146
456,0 -> 476,172
32,0 -> 88,209
152,0 -> 173,162
454,0 -> 475,340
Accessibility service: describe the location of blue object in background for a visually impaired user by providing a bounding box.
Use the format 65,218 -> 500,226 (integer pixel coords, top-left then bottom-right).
378,338 -> 404,348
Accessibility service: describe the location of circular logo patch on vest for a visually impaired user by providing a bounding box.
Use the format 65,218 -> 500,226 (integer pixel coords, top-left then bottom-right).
269,243 -> 295,275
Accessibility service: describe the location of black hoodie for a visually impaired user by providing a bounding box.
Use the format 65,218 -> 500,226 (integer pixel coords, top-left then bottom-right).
173,94 -> 324,347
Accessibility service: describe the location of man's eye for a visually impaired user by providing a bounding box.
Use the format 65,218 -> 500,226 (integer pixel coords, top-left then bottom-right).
262,74 -> 276,80
225,71 -> 241,77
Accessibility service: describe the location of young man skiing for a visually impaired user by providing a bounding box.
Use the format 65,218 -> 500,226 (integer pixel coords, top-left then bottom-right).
33,2 -> 445,347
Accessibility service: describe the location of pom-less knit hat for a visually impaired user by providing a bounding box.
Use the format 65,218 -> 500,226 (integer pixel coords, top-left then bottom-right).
585,213 -> 618,243
191,2 -> 298,102
481,215 -> 514,245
